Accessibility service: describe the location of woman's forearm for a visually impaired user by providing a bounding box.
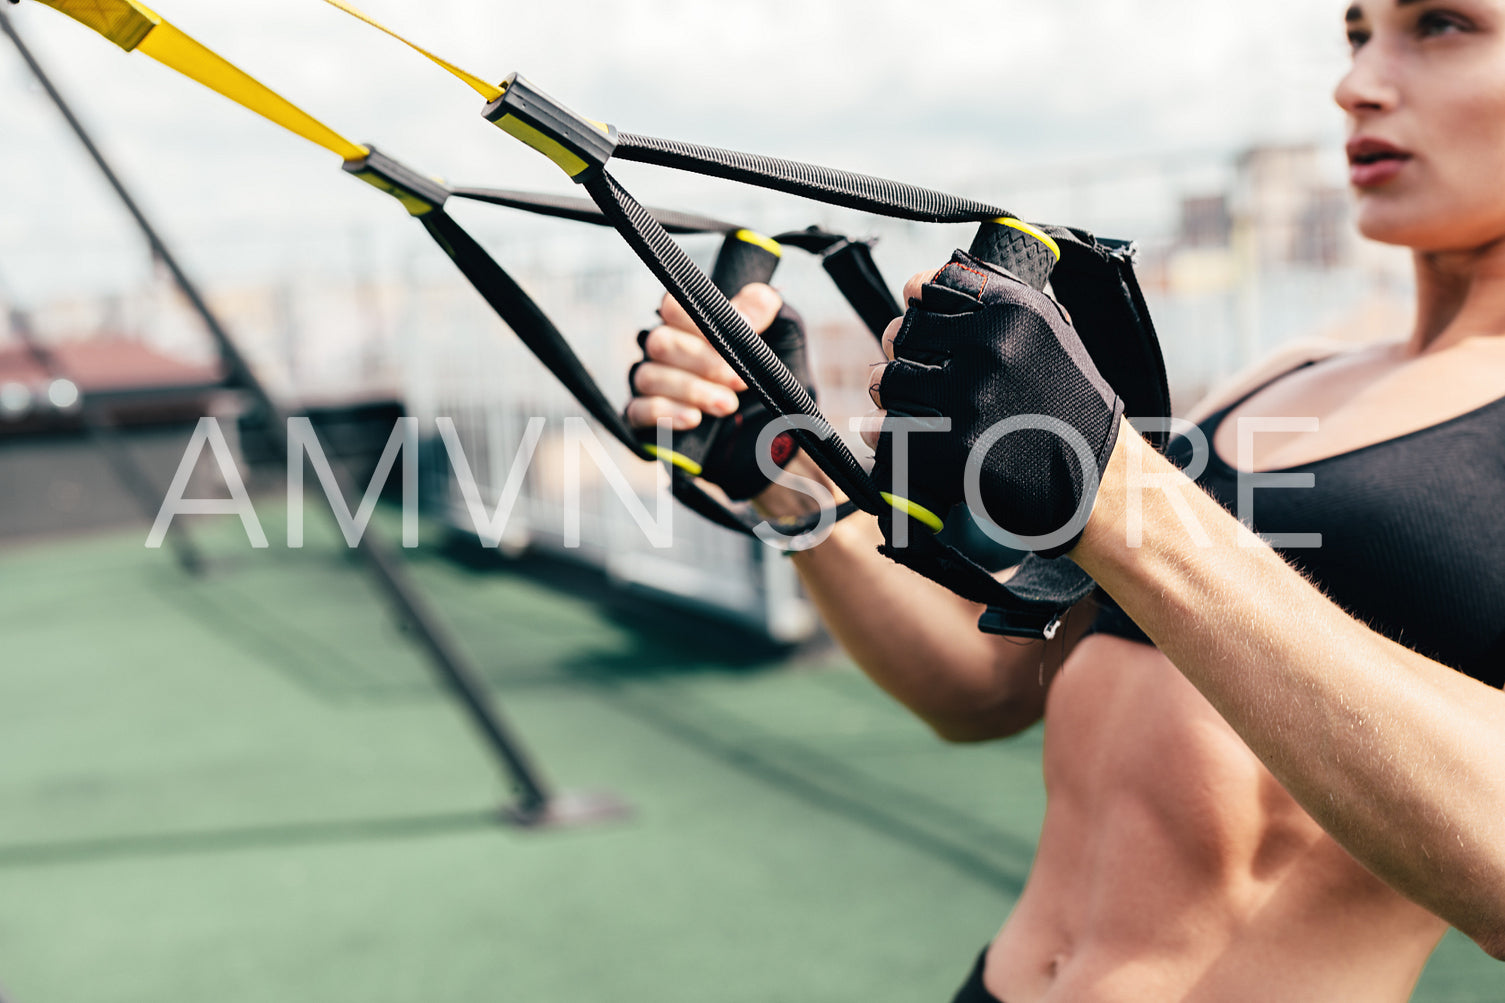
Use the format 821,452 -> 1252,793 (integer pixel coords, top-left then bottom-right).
1074,420 -> 1505,957
760,458 -> 1075,741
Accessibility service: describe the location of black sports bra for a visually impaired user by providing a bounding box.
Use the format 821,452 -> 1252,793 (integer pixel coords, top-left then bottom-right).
1091,364 -> 1505,689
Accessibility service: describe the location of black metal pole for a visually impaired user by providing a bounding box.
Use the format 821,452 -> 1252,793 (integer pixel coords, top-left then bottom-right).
1,6 -> 585,824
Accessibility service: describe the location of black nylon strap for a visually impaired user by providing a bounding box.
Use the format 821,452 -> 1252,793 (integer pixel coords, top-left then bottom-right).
582,169 -> 889,515
614,133 -> 1012,224
772,227 -> 901,341
820,239 -> 902,341
418,204 -> 847,542
450,186 -> 740,235
420,209 -> 642,450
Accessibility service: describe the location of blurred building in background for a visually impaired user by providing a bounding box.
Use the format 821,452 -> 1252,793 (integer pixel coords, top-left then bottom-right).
1141,143 -> 1411,409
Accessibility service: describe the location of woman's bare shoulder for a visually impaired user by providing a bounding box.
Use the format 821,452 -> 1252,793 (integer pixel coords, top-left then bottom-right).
1181,339 -> 1353,423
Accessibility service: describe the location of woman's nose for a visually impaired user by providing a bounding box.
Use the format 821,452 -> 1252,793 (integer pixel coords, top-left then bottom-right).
1335,47 -> 1400,116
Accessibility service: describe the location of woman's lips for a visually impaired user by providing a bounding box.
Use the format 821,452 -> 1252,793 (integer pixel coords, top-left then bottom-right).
1350,158 -> 1408,187
1347,138 -> 1412,188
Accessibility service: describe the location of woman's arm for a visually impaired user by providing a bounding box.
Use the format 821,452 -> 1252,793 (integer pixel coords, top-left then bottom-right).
1075,419 -> 1505,959
759,457 -> 1091,742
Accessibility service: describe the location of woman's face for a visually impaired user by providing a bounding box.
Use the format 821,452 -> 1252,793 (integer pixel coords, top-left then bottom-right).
1337,0 -> 1505,250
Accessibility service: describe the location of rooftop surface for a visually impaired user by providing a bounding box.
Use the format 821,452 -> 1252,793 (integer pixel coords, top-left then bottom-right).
0,517 -> 1496,1002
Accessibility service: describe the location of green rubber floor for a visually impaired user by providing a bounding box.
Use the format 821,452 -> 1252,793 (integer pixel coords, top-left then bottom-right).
0,516 -> 1496,1002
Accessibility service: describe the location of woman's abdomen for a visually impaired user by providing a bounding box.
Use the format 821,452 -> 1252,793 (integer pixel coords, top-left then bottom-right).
985,634 -> 1444,1002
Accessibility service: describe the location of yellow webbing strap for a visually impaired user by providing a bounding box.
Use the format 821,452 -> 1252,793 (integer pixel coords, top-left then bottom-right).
32,0 -> 160,49
33,0 -> 369,163
318,0 -> 503,102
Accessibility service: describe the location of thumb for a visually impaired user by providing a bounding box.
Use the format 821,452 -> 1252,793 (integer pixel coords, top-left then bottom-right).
728,283 -> 784,336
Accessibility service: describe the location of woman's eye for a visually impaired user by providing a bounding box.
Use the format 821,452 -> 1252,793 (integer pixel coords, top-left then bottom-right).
1417,10 -> 1470,37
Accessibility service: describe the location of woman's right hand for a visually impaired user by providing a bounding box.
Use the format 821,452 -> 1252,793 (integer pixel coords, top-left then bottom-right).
627,284 -> 817,502
625,286 -> 781,432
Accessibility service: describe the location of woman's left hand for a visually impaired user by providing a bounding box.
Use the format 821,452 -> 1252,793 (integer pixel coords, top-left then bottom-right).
865,250 -> 1124,556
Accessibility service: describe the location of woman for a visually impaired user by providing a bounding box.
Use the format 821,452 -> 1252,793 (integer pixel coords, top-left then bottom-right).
627,0 -> 1505,998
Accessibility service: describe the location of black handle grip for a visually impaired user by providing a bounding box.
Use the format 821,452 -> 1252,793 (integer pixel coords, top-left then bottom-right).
640,230 -> 782,478
710,229 -> 782,296
968,218 -> 1057,291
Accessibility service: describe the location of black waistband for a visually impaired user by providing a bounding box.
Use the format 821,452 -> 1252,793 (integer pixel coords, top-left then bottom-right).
949,947 -> 1007,1003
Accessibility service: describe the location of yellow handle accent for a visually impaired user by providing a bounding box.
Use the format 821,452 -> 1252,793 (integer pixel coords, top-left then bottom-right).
643,445 -> 704,478
879,493 -> 945,533
733,229 -> 783,258
34,0 -> 368,163
994,217 -> 1062,262
318,0 -> 503,102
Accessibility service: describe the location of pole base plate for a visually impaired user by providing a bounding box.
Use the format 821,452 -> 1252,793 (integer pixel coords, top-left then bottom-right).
500,790 -> 632,830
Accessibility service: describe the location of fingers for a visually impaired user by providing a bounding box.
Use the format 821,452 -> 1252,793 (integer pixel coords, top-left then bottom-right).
869,362 -> 887,410
860,408 -> 887,450
658,282 -> 784,337
625,396 -> 703,433
881,316 -> 902,362
901,268 -> 941,309
730,283 -> 784,333
629,283 -> 786,435
880,268 -> 941,361
629,361 -> 741,422
640,325 -> 747,391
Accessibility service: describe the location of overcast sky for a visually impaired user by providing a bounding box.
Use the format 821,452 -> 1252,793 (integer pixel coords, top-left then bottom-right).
0,0 -> 1355,299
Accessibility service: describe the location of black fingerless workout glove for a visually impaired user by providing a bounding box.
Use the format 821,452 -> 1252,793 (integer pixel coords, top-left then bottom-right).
631,304 -> 812,501
874,250 -> 1124,557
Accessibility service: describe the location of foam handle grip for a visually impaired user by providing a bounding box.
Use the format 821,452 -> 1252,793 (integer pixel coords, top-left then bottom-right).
640,230 -> 782,477
710,230 -> 782,296
968,219 -> 1056,291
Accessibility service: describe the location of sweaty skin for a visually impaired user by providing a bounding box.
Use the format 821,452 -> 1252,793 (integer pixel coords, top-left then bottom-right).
628,1 -> 1505,998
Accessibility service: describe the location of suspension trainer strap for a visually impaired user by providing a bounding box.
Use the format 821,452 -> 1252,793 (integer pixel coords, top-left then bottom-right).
317,0 -> 503,102
480,73 -> 1164,637
416,207 -> 640,442
74,0 -> 1173,638
299,0 -> 1175,637
27,0 -> 853,542
33,0 -> 369,161
450,187 -> 741,235
613,133 -> 1010,224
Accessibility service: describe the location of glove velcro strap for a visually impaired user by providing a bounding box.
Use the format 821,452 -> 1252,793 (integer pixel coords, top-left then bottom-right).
878,528 -> 1096,640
